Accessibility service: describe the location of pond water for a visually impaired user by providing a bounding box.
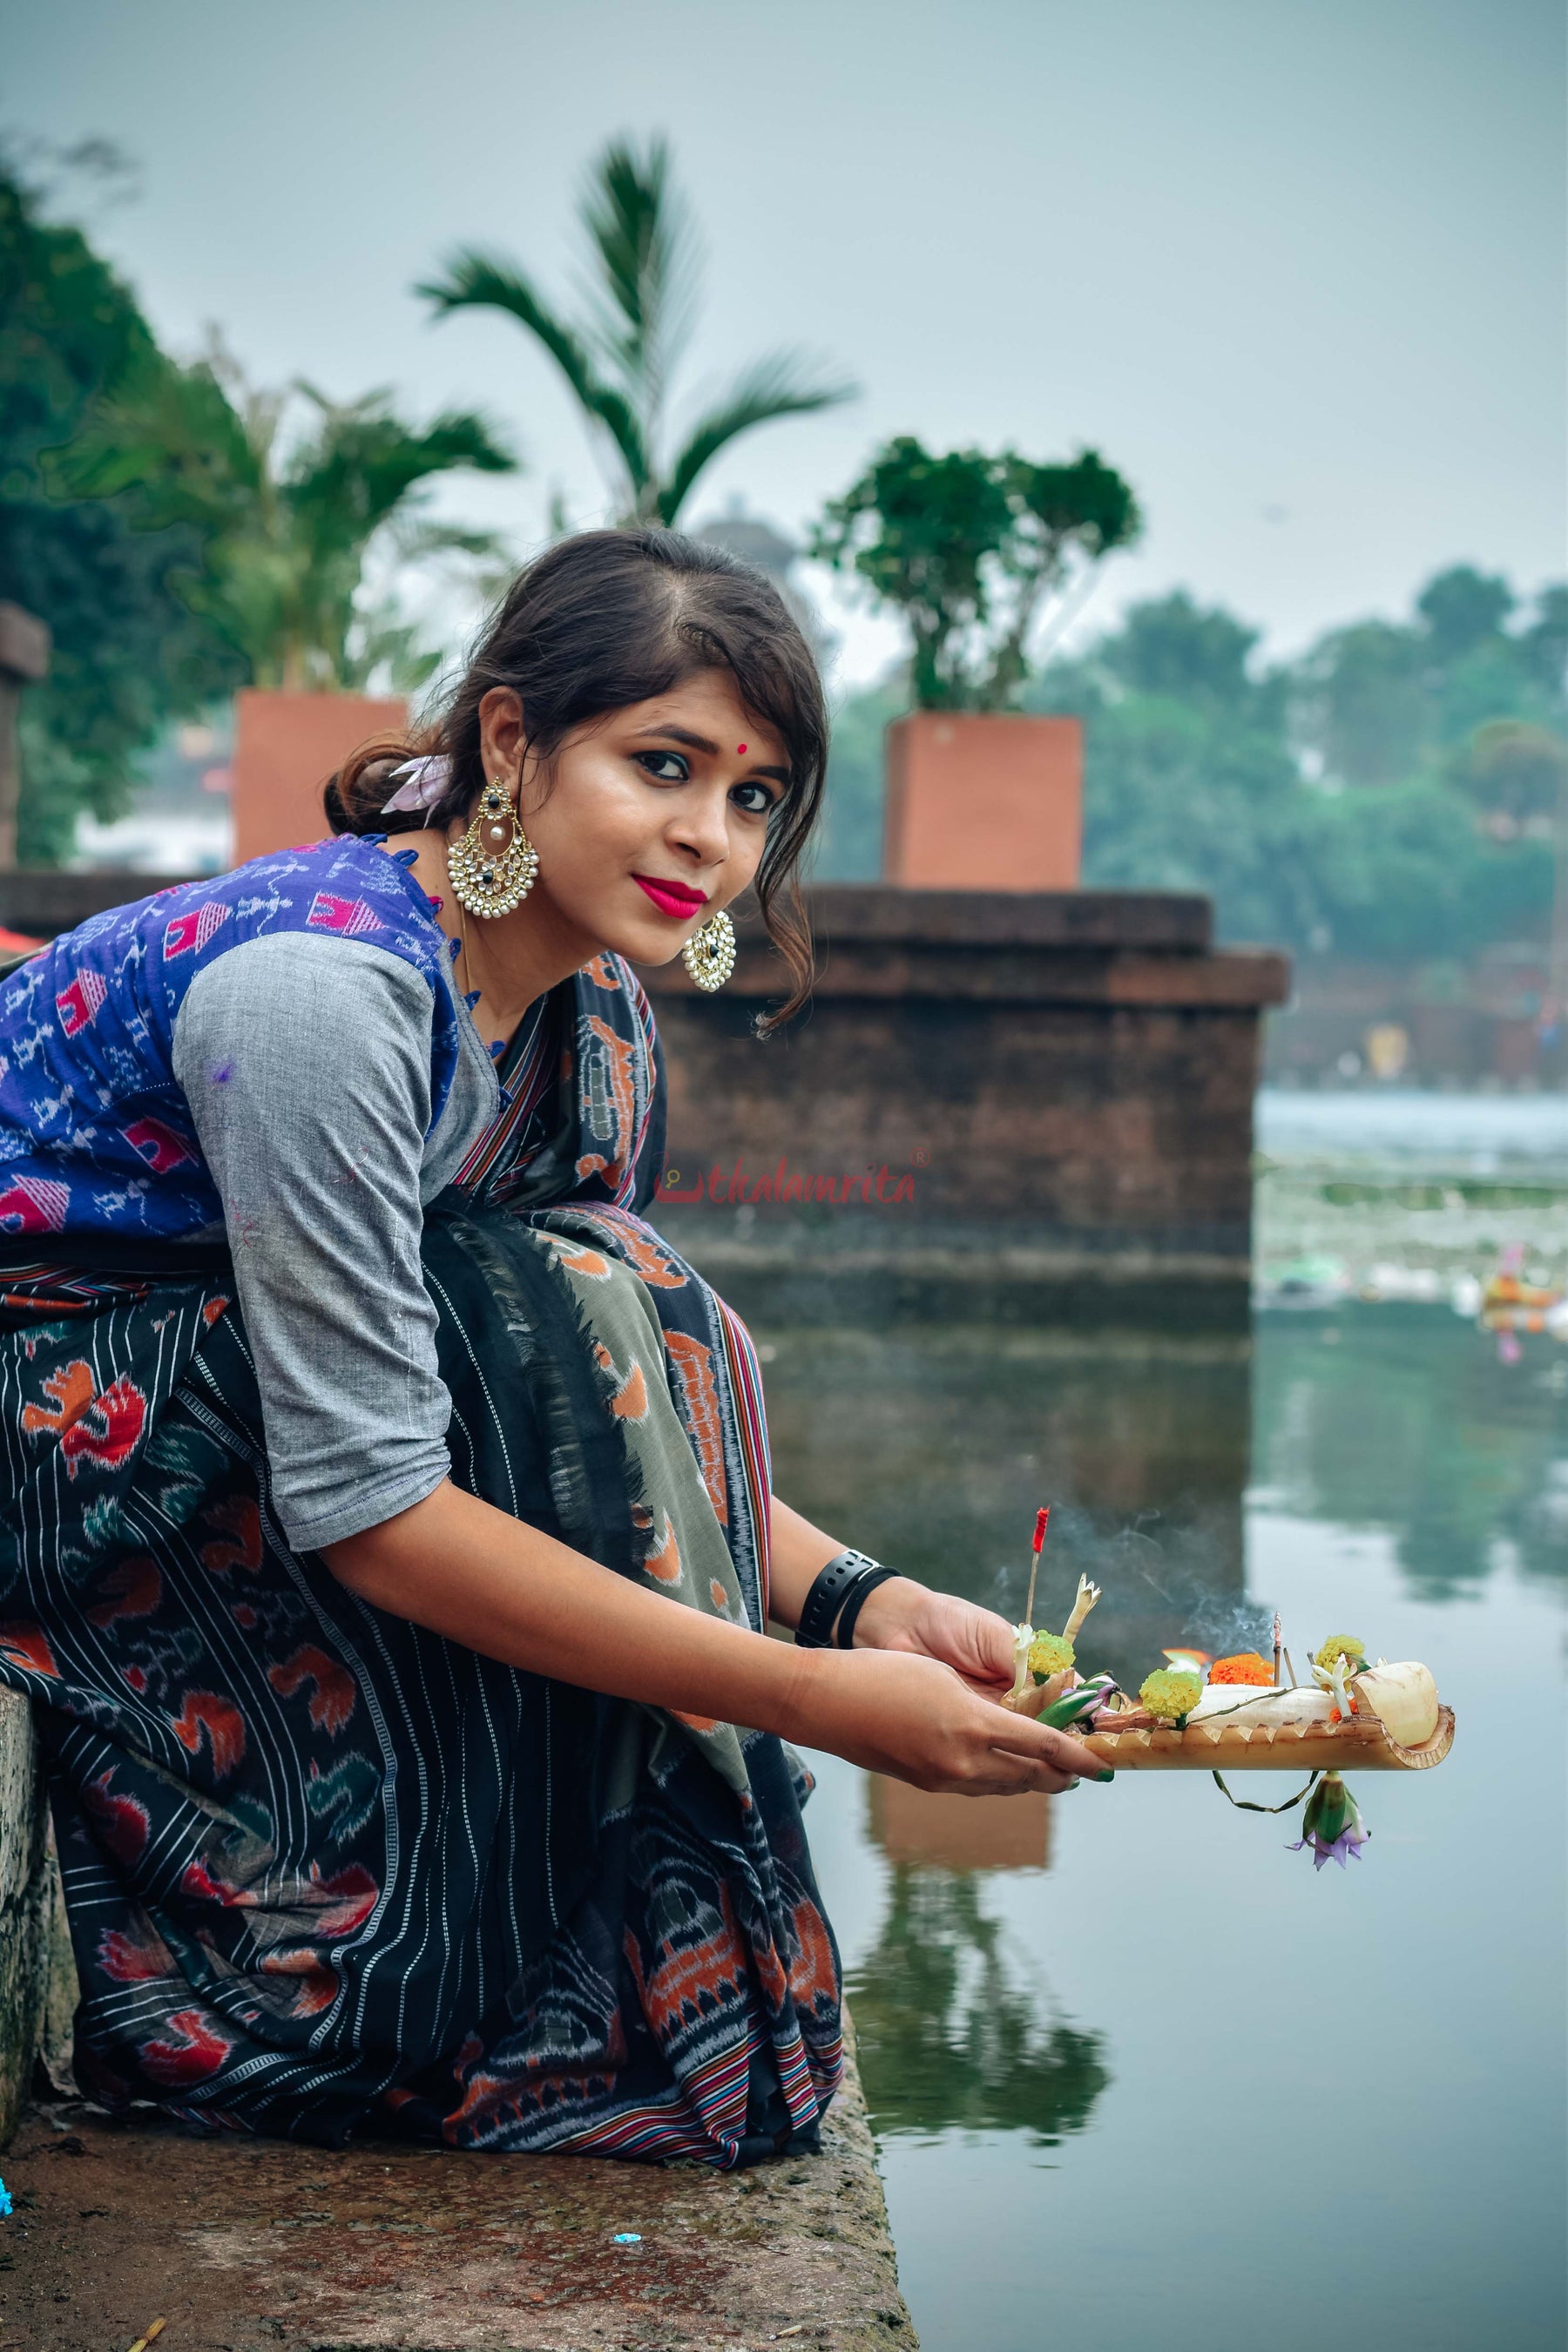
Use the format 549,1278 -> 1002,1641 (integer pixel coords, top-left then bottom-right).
765,1100 -> 1566,2352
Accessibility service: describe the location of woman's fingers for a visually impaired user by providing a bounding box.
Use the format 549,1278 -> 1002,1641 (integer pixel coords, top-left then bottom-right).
988,1720 -> 1107,1785
965,1602 -> 1017,1684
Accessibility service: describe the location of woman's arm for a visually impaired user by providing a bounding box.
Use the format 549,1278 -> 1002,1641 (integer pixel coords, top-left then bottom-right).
768,1492 -> 1017,1689
324,1483 -> 1107,1795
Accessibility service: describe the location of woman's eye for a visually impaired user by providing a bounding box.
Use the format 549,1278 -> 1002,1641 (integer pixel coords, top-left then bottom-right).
636,750 -> 690,783
731,782 -> 775,815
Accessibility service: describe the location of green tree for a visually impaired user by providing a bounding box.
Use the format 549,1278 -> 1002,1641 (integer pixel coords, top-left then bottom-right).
812,436 -> 1139,710
1031,586 -> 1556,960
1416,563 -> 1515,667
53,344 -> 516,692
0,158 -> 241,859
1292,619 -> 1429,787
419,136 -> 855,528
1102,590 -> 1283,726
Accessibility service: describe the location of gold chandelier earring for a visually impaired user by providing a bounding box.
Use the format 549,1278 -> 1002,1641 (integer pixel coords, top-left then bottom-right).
681,908 -> 737,992
447,778 -> 539,919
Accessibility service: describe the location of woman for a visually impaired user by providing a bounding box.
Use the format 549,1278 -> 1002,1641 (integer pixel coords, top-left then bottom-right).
0,529 -> 1099,2165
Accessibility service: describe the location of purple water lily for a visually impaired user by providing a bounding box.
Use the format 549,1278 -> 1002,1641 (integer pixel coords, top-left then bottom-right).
1288,1770 -> 1370,1870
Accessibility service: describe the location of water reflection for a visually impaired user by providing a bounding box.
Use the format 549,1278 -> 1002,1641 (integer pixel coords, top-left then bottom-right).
765,1311 -> 1565,1619
847,1865 -> 1111,2146
763,1325 -> 1268,1679
765,1302 -> 1566,2352
1252,1308 -> 1565,1600
869,1778 -> 1050,1872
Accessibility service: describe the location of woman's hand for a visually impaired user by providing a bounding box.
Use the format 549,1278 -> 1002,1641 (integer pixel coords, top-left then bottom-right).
790,1646 -> 1104,1797
848,1576 -> 1017,1692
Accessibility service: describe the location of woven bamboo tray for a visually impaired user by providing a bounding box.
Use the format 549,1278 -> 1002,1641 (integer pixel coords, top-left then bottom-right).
1078,1706 -> 1456,1774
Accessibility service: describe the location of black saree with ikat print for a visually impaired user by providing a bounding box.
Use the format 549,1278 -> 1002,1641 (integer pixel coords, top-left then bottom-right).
0,950 -> 841,2161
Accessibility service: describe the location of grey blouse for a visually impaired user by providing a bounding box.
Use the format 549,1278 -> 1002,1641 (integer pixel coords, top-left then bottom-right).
170,930 -> 502,1553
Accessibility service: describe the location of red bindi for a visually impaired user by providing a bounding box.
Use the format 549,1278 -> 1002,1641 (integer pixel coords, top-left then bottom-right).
736,744 -> 747,755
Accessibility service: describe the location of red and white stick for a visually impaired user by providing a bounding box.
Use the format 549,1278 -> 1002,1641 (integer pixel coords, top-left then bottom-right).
1024,1505 -> 1050,1631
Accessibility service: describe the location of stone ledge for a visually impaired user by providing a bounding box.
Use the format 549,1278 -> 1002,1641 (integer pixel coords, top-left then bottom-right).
2,2014 -> 914,2351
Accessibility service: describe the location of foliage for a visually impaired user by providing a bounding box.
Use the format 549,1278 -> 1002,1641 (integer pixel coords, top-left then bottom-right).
848,1868 -> 1110,2144
814,569 -> 1560,965
51,343 -> 516,692
419,135 -> 855,528
1031,579 -> 1560,959
1292,564 -> 1568,794
811,435 -> 1139,711
814,671 -> 909,880
0,158 -> 242,858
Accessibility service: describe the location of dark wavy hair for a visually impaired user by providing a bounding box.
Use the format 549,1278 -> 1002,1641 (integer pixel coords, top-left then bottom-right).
328,526 -> 828,1032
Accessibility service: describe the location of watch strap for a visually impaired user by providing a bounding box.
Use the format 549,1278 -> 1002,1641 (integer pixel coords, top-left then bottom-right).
794,1547 -> 883,1649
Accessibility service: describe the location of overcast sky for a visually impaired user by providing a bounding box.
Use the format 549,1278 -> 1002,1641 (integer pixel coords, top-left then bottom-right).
9,0 -> 1565,687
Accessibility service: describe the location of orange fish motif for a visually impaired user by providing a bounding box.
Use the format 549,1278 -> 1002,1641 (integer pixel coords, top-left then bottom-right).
199,1493 -> 263,1578
170,1690 -> 247,1778
591,1340 -> 648,1422
87,1555 -> 162,1630
22,1358 -> 94,1436
258,1948 -> 341,2017
138,2007 -> 231,2086
0,1622 -> 59,1678
663,1332 -> 728,1523
552,1239 -> 612,1280
306,1862 -> 380,1936
58,1375 -> 147,1478
97,1923 -> 177,1983
645,1511 -> 682,1586
269,1644 -> 357,1736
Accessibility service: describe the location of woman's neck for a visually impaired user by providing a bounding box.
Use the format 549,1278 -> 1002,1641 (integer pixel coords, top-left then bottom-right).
377,829 -> 598,1056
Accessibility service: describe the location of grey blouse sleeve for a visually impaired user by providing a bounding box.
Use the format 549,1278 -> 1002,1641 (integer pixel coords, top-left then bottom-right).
172,931 -> 456,1552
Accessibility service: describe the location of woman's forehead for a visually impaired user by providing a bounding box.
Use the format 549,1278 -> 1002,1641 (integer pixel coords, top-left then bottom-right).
616,676 -> 787,761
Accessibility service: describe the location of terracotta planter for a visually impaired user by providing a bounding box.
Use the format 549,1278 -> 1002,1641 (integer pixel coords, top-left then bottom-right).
882,711 -> 1082,889
230,690 -> 407,867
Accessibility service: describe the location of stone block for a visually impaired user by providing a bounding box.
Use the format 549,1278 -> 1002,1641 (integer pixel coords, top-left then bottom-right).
0,1687 -> 48,2146
3,2013 -> 915,2348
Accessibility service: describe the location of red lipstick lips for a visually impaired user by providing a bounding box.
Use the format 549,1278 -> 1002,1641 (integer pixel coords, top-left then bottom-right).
633,875 -> 709,919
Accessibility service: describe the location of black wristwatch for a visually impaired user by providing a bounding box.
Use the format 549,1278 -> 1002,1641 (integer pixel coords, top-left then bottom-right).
794,1548 -> 902,1650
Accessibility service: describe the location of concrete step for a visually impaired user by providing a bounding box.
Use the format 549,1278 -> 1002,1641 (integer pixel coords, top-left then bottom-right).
2,2020 -> 915,2352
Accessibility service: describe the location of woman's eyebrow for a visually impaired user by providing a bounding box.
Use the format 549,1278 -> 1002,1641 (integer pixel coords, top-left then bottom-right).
632,724 -> 790,783
632,724 -> 719,754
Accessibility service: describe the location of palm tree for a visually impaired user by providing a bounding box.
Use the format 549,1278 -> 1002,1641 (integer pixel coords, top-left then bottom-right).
417,136 -> 855,529
52,341 -> 516,691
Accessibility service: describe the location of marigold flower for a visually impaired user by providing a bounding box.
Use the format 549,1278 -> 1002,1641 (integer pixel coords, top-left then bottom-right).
1313,1634 -> 1366,1673
1139,1668 -> 1201,1725
1209,1652 -> 1274,1686
1029,1630 -> 1075,1680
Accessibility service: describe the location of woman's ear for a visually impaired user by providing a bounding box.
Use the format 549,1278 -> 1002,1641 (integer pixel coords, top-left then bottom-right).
476,687 -> 526,783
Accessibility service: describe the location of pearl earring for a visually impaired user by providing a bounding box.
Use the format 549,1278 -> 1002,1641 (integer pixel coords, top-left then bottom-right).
447,777 -> 539,919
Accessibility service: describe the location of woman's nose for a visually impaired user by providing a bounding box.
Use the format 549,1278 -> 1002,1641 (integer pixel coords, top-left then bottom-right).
668,785 -> 732,868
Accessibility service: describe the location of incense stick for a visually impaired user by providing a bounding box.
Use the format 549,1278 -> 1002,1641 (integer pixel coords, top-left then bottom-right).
1273,1613 -> 1283,1689
1023,1506 -> 1050,1629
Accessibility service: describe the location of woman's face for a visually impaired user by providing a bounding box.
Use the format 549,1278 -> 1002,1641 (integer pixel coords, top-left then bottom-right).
476,672 -> 787,968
